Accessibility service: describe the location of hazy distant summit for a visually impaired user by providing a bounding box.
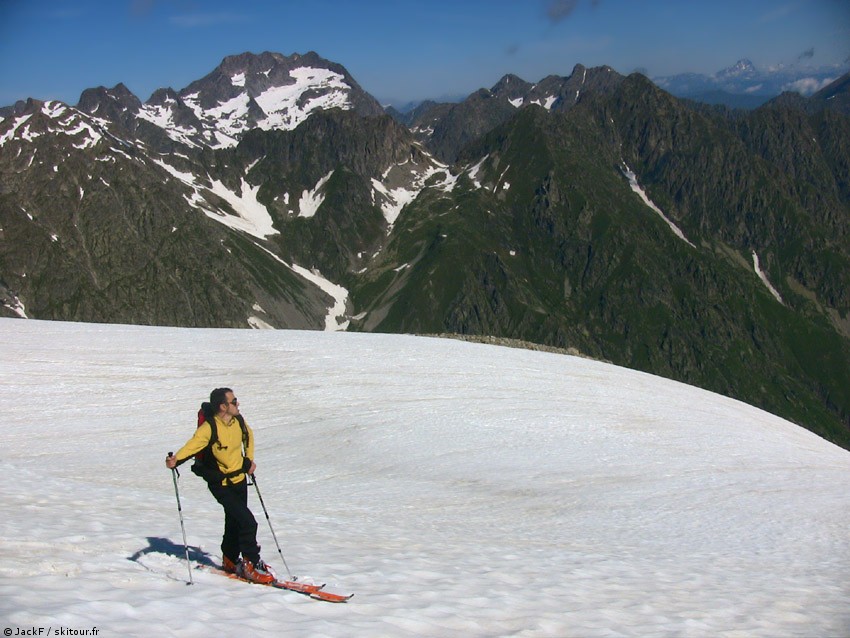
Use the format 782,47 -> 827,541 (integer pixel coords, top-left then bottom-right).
653,58 -> 847,109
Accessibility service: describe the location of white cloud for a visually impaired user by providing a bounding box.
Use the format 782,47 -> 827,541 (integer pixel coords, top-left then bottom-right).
783,76 -> 835,95
169,12 -> 251,28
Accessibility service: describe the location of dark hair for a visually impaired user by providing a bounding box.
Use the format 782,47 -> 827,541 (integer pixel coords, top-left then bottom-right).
210,387 -> 234,413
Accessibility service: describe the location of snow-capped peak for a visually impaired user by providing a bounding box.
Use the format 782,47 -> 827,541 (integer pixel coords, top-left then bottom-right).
0,99 -> 109,150
134,51 -> 383,150
715,59 -> 758,80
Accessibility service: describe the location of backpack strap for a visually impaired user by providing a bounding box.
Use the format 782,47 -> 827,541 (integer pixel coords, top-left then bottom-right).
207,417 -> 218,449
235,414 -> 249,455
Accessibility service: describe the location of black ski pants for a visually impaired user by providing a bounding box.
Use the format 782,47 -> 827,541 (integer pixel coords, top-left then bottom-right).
207,478 -> 261,565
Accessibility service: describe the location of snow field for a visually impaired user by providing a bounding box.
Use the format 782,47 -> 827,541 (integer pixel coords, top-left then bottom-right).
0,318 -> 848,637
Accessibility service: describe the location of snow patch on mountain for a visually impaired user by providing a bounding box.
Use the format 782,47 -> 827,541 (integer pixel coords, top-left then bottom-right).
174,66 -> 356,149
0,113 -> 35,145
463,154 -> 515,193
289,263 -> 350,331
466,154 -> 489,189
495,164 -> 511,192
622,162 -> 696,248
137,100 -> 202,147
370,154 -> 457,227
255,67 -> 352,131
2,293 -> 28,318
0,102 -> 118,156
64,117 -> 105,150
135,64 -> 361,150
530,95 -> 558,110
298,170 -> 334,218
247,315 -> 274,329
371,178 -> 415,226
180,91 -> 245,146
248,241 -> 350,331
751,251 -> 784,304
152,158 -> 195,183
42,101 -> 67,118
576,67 -> 588,102
205,178 -> 277,237
153,158 -> 278,238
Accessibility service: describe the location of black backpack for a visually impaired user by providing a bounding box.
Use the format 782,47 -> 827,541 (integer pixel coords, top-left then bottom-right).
191,401 -> 251,485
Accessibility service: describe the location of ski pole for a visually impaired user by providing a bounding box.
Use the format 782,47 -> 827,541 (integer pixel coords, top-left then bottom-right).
169,452 -> 194,585
250,473 -> 293,580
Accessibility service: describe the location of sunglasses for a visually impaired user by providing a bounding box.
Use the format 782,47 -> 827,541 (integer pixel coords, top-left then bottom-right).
228,398 -> 239,405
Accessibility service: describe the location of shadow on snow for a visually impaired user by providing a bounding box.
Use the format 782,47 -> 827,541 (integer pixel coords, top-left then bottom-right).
128,536 -> 217,575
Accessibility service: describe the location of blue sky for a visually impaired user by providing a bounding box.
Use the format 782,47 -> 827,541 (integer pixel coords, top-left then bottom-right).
1,0 -> 848,107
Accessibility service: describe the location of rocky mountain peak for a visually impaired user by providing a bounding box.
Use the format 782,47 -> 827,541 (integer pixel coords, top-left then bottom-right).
3,97 -> 44,118
491,74 -> 533,99
77,84 -> 142,129
146,87 -> 181,106
717,59 -> 757,79
128,50 -> 384,149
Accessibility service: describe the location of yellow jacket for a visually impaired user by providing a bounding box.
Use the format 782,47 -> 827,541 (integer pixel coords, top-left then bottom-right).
175,415 -> 255,486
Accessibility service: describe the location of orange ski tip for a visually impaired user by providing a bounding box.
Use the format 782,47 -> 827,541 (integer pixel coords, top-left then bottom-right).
310,590 -> 353,603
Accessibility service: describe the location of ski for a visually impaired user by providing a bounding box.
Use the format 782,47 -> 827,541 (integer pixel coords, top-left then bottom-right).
199,564 -> 353,602
276,582 -> 353,602
307,588 -> 354,603
272,578 -> 354,602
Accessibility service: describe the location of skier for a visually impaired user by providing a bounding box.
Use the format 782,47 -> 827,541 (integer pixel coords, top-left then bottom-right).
165,387 -> 276,584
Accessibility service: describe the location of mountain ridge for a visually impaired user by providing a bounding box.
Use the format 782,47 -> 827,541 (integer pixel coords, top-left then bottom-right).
1,51 -> 848,450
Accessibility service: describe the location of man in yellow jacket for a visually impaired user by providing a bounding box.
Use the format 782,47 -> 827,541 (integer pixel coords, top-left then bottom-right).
166,387 -> 275,584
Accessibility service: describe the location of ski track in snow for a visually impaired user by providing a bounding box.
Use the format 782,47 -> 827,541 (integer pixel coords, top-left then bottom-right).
1,319 -> 849,637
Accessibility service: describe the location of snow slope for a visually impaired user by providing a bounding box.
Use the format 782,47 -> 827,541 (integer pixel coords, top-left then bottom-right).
1,319 -> 848,637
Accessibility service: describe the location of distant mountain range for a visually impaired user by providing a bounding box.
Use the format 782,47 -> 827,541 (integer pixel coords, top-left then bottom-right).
1,51 -> 848,450
651,58 -> 848,109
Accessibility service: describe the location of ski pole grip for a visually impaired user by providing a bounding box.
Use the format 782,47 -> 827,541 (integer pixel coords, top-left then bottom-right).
167,452 -> 179,477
